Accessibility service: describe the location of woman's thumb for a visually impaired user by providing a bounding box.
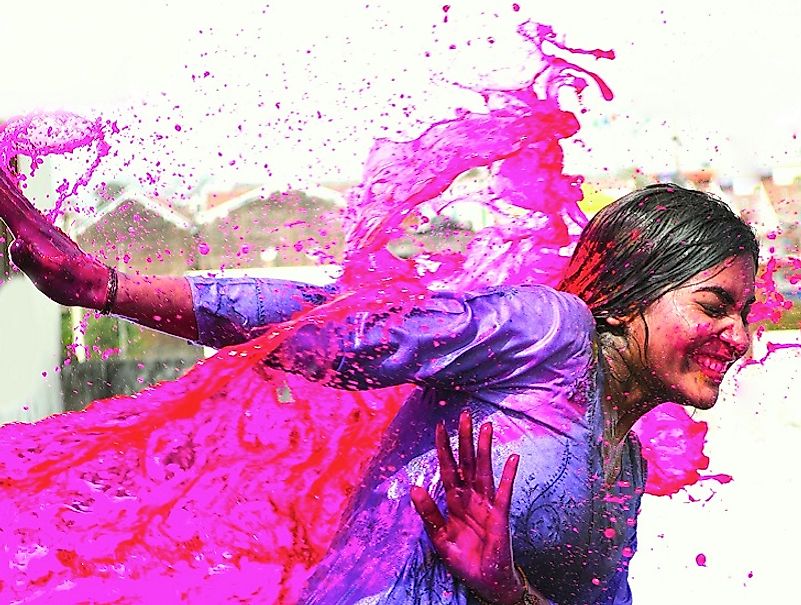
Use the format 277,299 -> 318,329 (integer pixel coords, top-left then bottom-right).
9,237 -> 36,272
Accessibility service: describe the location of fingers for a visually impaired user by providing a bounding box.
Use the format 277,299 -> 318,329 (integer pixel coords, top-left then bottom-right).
410,485 -> 447,540
435,421 -> 459,492
458,409 -> 476,484
0,170 -> 40,236
8,235 -> 40,267
475,422 -> 495,499
495,454 -> 520,517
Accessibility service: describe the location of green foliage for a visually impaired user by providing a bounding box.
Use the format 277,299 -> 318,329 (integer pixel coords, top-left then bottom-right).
61,310 -> 150,360
758,303 -> 801,331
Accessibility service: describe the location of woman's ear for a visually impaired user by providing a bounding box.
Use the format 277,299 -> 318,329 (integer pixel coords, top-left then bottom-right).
604,313 -> 639,336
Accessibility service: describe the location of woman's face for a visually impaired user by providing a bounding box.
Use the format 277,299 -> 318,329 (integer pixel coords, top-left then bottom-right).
627,254 -> 756,409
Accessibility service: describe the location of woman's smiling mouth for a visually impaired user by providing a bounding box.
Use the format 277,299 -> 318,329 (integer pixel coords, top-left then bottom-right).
690,352 -> 734,383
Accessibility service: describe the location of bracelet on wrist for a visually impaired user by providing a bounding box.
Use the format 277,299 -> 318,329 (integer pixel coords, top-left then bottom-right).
468,566 -> 545,605
100,266 -> 118,315
513,564 -> 546,605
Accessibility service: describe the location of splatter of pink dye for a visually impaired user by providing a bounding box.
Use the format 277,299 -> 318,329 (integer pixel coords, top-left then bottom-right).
632,402 -> 720,497
0,112 -> 117,220
0,17 -> 747,605
696,553 -> 707,567
747,256 -> 801,325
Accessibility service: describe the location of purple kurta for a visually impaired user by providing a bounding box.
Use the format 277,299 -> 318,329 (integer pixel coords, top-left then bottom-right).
189,277 -> 645,605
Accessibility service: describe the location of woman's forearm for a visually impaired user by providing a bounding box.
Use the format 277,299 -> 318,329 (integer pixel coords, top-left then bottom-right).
110,273 -> 198,341
0,172 -> 198,343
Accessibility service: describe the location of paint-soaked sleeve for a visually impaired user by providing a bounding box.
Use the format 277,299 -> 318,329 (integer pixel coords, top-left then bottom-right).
188,276 -> 338,349
188,276 -> 594,393
317,284 -> 594,393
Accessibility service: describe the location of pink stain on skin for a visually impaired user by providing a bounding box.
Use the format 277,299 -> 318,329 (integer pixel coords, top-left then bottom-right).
0,18 -> 771,604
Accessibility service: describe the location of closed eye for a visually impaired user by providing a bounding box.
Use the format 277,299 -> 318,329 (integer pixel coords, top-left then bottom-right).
700,303 -> 727,318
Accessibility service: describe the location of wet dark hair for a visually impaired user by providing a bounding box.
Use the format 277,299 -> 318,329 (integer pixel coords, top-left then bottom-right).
559,183 -> 759,334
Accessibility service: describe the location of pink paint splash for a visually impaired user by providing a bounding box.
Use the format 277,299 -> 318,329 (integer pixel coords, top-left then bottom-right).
0,112 -> 118,220
695,553 -> 707,567
0,19 -> 741,603
747,255 -> 801,325
632,402 -> 731,497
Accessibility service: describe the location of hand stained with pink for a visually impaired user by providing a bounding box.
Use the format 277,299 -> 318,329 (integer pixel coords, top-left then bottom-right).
0,19 -> 749,604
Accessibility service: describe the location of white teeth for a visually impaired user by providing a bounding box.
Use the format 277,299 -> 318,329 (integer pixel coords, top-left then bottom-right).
695,355 -> 727,375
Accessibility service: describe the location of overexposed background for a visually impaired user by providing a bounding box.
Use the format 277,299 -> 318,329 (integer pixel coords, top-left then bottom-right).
2,0 -> 801,191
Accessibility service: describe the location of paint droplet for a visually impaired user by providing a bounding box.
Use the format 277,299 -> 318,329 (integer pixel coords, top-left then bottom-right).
512,3 -> 520,11
603,527 -> 616,539
174,124 -> 182,132
198,242 -> 210,255
696,553 -> 707,567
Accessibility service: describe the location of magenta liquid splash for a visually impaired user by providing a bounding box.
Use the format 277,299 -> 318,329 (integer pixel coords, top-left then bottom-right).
0,113 -> 117,220
0,21 -> 739,604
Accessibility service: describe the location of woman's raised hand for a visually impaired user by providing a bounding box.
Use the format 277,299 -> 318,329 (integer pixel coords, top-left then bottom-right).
0,168 -> 198,339
411,410 -> 545,605
0,168 -> 109,309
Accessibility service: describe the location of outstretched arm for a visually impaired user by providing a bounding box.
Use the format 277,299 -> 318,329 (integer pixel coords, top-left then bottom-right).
191,274 -> 590,394
0,169 -> 198,340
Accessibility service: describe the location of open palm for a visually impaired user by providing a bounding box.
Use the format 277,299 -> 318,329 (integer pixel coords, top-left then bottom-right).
411,411 -> 542,604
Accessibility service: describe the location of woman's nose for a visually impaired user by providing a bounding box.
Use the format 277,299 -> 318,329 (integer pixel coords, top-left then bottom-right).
721,317 -> 750,356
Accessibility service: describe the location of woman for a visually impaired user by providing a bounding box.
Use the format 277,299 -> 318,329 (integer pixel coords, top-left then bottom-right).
0,178 -> 758,604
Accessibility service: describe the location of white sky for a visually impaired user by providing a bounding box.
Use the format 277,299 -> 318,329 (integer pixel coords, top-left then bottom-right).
1,0 -> 800,197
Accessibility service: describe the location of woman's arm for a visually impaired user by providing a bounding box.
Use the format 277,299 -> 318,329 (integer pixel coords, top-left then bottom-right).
190,273 -> 592,394
112,273 -> 197,340
0,169 -> 198,339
